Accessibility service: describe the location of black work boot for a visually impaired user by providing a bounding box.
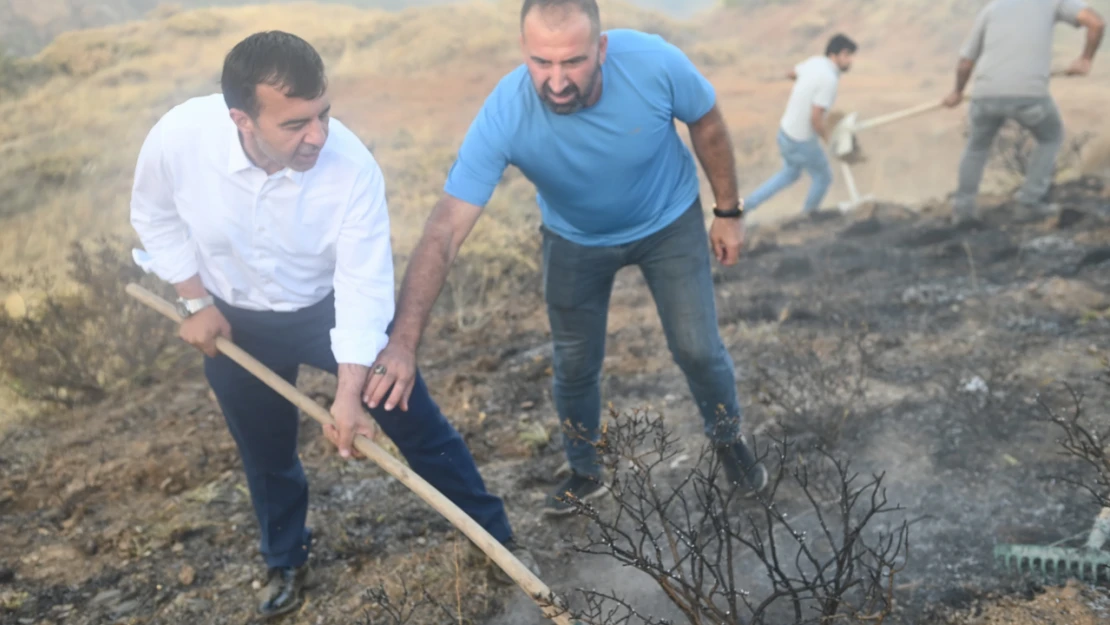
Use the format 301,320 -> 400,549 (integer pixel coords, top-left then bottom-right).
258,565 -> 310,619
714,438 -> 769,498
543,471 -> 609,517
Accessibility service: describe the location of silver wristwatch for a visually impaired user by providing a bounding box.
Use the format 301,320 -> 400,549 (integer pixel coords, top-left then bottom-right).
176,295 -> 215,318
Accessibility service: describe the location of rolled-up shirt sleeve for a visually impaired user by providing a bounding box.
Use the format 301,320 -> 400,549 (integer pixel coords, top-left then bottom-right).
129,119 -> 199,284
330,159 -> 394,366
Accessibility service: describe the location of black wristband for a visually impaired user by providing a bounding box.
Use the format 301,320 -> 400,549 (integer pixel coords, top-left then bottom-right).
712,201 -> 744,218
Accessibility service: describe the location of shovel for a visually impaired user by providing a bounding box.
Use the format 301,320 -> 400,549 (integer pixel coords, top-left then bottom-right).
125,283 -> 578,625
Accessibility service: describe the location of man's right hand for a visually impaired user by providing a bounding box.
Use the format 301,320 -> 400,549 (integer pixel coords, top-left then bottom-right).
942,91 -> 963,108
179,306 -> 231,358
362,341 -> 417,412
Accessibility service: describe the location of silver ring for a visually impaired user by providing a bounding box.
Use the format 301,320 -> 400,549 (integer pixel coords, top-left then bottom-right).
372,364 -> 387,375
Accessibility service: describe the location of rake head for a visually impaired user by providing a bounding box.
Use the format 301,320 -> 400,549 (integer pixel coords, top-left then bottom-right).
993,543 -> 1110,584
994,507 -> 1110,584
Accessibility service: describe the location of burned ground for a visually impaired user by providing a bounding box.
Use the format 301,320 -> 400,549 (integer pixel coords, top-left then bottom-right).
3,178 -> 1110,624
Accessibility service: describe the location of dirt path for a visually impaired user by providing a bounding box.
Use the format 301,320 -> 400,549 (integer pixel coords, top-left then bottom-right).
3,179 -> 1110,624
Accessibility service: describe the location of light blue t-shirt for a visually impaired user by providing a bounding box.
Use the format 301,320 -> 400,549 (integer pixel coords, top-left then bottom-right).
444,29 -> 716,247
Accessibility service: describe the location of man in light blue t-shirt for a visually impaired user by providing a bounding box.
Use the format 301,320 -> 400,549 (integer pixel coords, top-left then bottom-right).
361,0 -> 768,515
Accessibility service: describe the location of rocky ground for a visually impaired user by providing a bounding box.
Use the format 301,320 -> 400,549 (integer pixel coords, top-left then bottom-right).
3,177 -> 1110,625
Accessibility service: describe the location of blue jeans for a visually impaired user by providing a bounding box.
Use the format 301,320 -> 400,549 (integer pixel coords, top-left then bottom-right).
542,200 -> 744,478
745,129 -> 832,214
204,293 -> 512,569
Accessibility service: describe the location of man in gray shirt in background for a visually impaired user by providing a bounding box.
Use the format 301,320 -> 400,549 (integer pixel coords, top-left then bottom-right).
943,0 -> 1104,222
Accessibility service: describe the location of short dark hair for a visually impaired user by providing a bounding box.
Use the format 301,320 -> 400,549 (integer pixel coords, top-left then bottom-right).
520,0 -> 601,37
826,33 -> 858,56
221,31 -> 327,118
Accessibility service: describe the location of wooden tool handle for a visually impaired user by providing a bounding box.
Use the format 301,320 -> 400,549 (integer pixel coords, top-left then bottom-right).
854,100 -> 945,131
125,283 -> 575,625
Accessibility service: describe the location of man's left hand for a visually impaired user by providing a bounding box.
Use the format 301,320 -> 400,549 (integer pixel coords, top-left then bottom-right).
324,396 -> 380,460
1065,57 -> 1092,76
709,216 -> 745,266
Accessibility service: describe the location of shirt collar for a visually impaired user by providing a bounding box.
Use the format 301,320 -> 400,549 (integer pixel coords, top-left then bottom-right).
227,129 -> 254,174
226,127 -> 305,185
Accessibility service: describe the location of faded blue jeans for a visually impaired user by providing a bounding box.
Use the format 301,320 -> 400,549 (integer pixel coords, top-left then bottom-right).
542,200 -> 744,478
954,95 -> 1064,213
745,128 -> 832,214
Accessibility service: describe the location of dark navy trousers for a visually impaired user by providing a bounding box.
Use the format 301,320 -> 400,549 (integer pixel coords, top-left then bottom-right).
203,292 -> 513,569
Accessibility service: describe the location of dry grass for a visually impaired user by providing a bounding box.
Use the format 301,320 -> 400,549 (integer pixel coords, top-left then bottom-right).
354,536 -> 503,624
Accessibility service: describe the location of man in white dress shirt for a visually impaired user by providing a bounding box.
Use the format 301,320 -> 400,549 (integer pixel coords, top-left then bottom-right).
129,31 -> 533,618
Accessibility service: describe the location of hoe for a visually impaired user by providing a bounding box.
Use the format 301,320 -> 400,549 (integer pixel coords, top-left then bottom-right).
127,283 -> 585,625
993,507 -> 1110,584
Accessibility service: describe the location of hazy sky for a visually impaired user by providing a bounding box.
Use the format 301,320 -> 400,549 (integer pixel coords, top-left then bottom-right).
0,0 -> 722,55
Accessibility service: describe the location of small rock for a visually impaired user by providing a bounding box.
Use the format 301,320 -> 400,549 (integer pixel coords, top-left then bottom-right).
1021,235 -> 1078,255
1033,277 -> 1110,312
520,401 -> 535,409
90,589 -> 122,607
178,565 -> 196,586
184,598 -> 212,612
3,292 -> 27,318
962,376 -> 989,394
172,542 -> 184,553
251,580 -> 262,590
110,599 -> 141,619
1056,208 -> 1086,229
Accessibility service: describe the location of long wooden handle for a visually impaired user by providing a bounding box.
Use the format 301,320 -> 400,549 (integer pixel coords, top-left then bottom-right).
854,100 -> 945,131
125,283 -> 575,625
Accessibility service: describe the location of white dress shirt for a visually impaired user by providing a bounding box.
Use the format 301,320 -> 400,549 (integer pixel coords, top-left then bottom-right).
129,93 -> 394,367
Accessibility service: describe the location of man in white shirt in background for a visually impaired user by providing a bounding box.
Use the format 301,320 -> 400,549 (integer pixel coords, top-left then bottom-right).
129,30 -> 534,619
742,34 -> 857,217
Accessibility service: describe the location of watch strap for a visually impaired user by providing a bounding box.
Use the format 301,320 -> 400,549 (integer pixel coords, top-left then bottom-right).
178,295 -> 215,316
712,200 -> 745,218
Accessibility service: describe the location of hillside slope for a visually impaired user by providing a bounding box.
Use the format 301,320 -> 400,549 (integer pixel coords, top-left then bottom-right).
0,0 -> 468,56
2,0 -> 1107,278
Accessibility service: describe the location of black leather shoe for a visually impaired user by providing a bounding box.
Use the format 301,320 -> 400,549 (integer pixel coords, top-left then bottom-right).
258,565 -> 309,619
